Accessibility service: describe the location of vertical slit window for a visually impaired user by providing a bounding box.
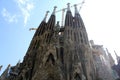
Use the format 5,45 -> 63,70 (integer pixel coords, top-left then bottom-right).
33,40 -> 37,49
46,34 -> 49,43
36,40 -> 40,49
45,34 -> 47,40
71,30 -> 72,40
42,26 -> 45,35
77,33 -> 79,42
80,32 -> 83,43
68,30 -> 69,39
74,32 -> 76,42
60,47 -> 64,64
56,47 -> 58,59
38,27 -> 41,35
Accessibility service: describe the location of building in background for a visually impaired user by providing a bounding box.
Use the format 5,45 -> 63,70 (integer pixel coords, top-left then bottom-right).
112,51 -> 120,78
90,40 -> 119,80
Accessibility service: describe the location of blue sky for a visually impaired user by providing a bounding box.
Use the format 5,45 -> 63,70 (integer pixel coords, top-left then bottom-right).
0,0 -> 120,74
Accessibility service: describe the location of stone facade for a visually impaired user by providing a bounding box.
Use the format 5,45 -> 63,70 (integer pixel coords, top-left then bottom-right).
0,3 -> 117,80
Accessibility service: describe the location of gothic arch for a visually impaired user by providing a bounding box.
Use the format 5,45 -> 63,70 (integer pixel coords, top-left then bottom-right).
74,73 -> 81,80
46,53 -> 55,65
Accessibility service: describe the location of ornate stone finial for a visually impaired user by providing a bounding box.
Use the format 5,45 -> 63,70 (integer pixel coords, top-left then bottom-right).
67,3 -> 70,11
8,64 -> 11,68
43,11 -> 50,22
74,4 -> 79,14
52,6 -> 57,15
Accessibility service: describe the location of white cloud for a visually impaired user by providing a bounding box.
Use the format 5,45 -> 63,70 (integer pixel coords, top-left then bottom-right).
1,8 -> 18,23
15,0 -> 34,26
26,3 -> 34,11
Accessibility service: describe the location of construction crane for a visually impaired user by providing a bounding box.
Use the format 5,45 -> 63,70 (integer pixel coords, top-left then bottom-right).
29,0 -> 85,31
29,28 -> 37,31
55,0 -> 85,13
61,9 -> 65,27
79,0 -> 85,12
56,0 -> 85,27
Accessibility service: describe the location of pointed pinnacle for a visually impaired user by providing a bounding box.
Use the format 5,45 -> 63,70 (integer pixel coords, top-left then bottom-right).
8,64 -> 11,67
43,11 -> 50,22
67,3 -> 70,11
74,4 -> 79,14
52,6 -> 57,15
0,66 -> 2,71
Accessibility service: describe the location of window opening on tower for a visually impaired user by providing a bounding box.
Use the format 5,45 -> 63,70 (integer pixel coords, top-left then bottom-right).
60,47 -> 64,64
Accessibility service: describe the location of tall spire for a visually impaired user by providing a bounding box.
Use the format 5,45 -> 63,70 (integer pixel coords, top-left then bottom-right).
47,6 -> 56,31
74,4 -> 83,28
73,3 -> 89,44
64,3 -> 73,27
43,11 -> 49,22
52,6 -> 57,15
74,4 -> 79,14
